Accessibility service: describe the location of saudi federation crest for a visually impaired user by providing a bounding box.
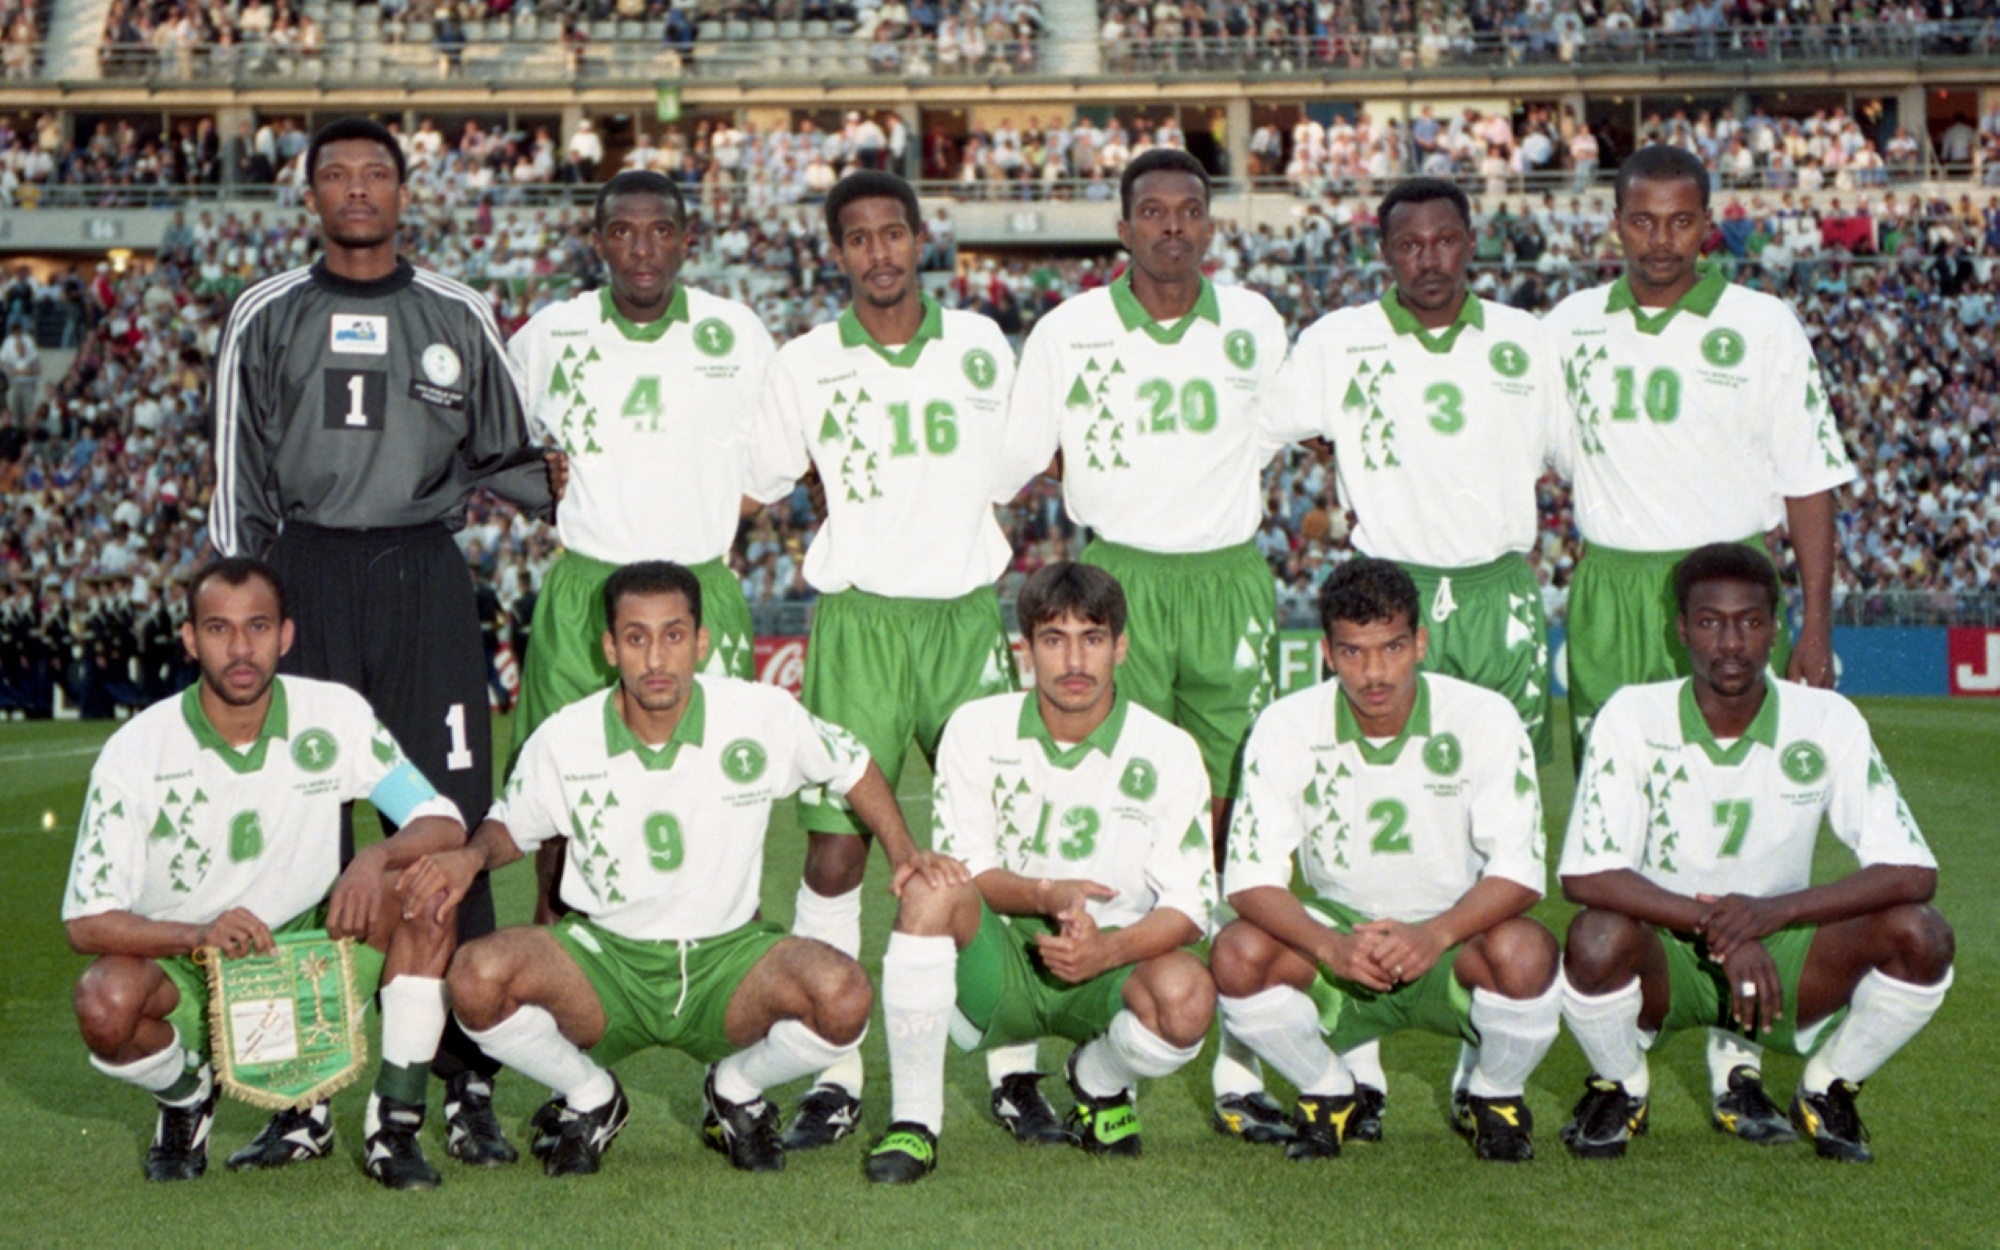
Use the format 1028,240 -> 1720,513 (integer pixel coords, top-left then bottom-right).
1423,733 -> 1463,777
1224,329 -> 1257,370
1701,327 -> 1746,369
421,343 -> 462,387
201,931 -> 368,1111
291,728 -> 339,773
721,737 -> 768,783
962,348 -> 998,390
693,318 -> 735,358
1120,758 -> 1158,801
1489,341 -> 1529,378
1780,740 -> 1827,785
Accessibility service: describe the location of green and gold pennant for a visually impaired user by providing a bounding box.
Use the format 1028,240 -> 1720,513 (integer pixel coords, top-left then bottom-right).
199,931 -> 368,1112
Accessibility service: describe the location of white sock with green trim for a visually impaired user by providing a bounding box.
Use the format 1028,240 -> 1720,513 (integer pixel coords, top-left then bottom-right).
377,975 -> 448,1105
1466,981 -> 1562,1099
987,1041 -> 1041,1088
1220,987 -> 1351,1097
91,1030 -> 196,1096
715,1019 -> 857,1104
884,932 -> 956,1134
1074,1010 -> 1200,1098
1561,974 -> 1650,1098
1706,1027 -> 1765,1097
1800,967 -> 1953,1095
793,883 -> 866,1095
462,1005 -> 614,1112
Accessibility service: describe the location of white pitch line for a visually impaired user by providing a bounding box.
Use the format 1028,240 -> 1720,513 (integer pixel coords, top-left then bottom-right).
0,744 -> 103,765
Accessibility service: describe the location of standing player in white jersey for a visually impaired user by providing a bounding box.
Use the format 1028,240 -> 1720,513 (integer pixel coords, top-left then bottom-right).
64,558 -> 470,1189
1556,545 -> 1952,1163
1213,559 -> 1560,1162
508,170 -> 777,753
1543,144 -> 1856,1132
1009,148 -> 1295,1140
402,561 -> 967,1177
863,563 -> 1217,1183
745,171 -> 1044,1147
1253,178 -> 1566,1143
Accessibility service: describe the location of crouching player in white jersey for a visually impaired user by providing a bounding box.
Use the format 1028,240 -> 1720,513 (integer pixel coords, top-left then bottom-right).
1213,558 -> 1561,1161
64,558 -> 470,1189
1557,544 -> 1953,1163
400,562 -> 965,1177
863,563 -> 1217,1183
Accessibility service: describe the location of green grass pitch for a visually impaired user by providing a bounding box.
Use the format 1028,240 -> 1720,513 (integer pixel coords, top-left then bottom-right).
1,699 -> 1994,1246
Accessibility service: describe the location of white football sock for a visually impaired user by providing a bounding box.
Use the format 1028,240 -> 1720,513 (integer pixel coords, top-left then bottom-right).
1449,1041 -> 1478,1098
714,1019 -> 856,1104
1706,1027 -> 1766,1096
883,932 -> 956,1133
1560,974 -> 1650,1099
792,883 -> 867,1095
90,1030 -> 193,1094
1220,987 -> 1350,1097
987,1041 -> 1041,1088
379,975 -> 448,1070
1800,966 -> 1953,1094
1072,1010 -> 1201,1098
1340,1037 -> 1386,1092
1466,980 -> 1562,1099
462,1005 -> 614,1111
1211,1029 -> 1267,1099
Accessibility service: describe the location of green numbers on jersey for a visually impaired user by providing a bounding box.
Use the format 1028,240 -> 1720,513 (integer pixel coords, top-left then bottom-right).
1029,803 -> 1101,861
887,400 -> 959,457
1135,378 -> 1218,434
228,810 -> 264,863
1610,366 -> 1681,424
1424,382 -> 1466,435
643,812 -> 685,873
1712,800 -> 1752,858
1368,799 -> 1412,855
621,376 -> 665,432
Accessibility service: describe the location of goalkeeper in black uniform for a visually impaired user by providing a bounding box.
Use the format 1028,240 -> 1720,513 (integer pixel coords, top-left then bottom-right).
210,116 -> 562,1173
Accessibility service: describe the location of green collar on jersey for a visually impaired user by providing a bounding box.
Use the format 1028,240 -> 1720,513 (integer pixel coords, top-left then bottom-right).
603,681 -> 707,771
1018,688 -> 1130,769
1380,287 -> 1484,354
1677,678 -> 1778,766
1604,263 -> 1728,335
838,294 -> 943,368
1109,272 -> 1220,344
181,678 -> 289,775
599,284 -> 690,342
1333,674 -> 1431,766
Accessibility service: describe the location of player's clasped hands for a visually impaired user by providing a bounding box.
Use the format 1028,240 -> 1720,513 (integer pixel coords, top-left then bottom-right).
395,847 -> 482,926
887,849 -> 972,897
1693,892 -> 1785,960
1720,941 -> 1785,1036
328,844 -> 395,939
195,907 -> 274,960
1352,918 -> 1448,989
1032,880 -> 1118,984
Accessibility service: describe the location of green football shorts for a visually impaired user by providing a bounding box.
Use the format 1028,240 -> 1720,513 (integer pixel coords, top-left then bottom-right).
954,905 -> 1136,1050
1565,538 -> 1791,756
1301,899 -> 1475,1052
797,586 -> 1016,835
1400,553 -> 1552,765
1078,539 -> 1275,800
513,551 -> 754,769
1656,925 -> 1838,1057
554,915 -> 785,1066
160,908 -> 384,1059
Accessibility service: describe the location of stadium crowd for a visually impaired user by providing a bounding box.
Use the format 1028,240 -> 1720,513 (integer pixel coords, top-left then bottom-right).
2,140 -> 1996,716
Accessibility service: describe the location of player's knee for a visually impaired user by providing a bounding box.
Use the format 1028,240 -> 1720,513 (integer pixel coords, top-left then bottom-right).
891,873 -> 971,936
445,937 -> 513,1027
1482,917 -> 1560,997
1561,909 -> 1642,992
73,963 -> 147,1053
810,956 -> 873,1044
1149,958 -> 1217,1048
1880,903 -> 1955,984
803,834 -> 868,894
1208,919 -> 1276,997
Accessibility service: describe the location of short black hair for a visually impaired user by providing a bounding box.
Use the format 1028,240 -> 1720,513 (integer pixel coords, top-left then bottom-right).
1673,543 -> 1781,614
595,169 -> 686,233
1017,562 -> 1127,638
306,117 -> 406,187
1378,176 -> 1472,237
1120,148 -> 1210,220
824,170 -> 922,242
1615,143 -> 1709,214
602,560 -> 704,630
188,557 -> 287,622
1317,557 -> 1420,638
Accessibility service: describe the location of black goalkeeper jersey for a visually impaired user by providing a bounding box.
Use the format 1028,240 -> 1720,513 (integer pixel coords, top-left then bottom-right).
211,258 -> 552,556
